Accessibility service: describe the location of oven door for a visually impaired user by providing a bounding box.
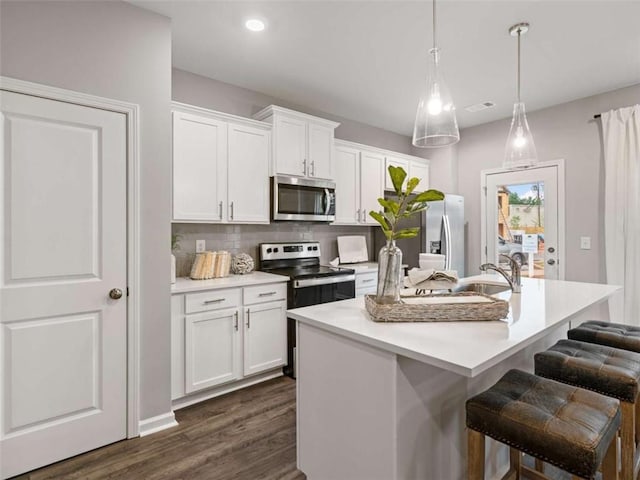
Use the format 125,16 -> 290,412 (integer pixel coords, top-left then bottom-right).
272,175 -> 335,222
285,275 -> 355,378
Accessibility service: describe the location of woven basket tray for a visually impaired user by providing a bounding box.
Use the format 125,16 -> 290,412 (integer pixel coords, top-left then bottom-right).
364,292 -> 509,323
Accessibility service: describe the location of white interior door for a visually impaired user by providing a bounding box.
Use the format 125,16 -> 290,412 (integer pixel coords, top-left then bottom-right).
0,91 -> 127,478
483,162 -> 563,280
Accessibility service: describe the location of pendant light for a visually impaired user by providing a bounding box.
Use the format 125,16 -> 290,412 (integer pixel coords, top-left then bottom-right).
504,22 -> 537,168
412,0 -> 459,148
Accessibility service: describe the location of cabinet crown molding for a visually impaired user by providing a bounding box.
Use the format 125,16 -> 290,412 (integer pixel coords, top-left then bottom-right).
253,105 -> 340,129
172,101 -> 271,130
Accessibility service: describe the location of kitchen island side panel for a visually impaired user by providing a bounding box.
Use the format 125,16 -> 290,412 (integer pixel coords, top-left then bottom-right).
297,323 -> 397,480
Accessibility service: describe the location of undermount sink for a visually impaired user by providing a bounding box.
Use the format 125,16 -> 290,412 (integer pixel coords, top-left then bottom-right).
453,282 -> 512,295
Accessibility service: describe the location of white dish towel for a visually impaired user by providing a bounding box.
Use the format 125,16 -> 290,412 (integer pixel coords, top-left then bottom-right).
403,268 -> 459,291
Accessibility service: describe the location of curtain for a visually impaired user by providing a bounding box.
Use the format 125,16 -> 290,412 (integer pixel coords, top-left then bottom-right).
602,105 -> 640,324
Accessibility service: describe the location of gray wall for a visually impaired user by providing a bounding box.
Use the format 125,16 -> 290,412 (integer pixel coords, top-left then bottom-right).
173,68 -> 413,154
0,1 -> 173,420
453,84 -> 640,283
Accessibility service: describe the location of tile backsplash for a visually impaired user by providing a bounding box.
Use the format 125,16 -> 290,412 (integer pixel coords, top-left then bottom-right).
172,223 -> 374,277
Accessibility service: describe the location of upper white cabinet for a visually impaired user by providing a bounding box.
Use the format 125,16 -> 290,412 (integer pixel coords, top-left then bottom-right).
254,105 -> 340,180
333,141 -> 384,226
173,112 -> 227,222
384,155 -> 410,191
172,103 -> 270,224
384,155 -> 430,193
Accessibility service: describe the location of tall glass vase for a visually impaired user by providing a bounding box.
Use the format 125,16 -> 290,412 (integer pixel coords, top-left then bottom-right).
376,240 -> 403,304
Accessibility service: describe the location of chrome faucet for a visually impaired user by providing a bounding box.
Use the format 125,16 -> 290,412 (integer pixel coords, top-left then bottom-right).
479,254 -> 522,293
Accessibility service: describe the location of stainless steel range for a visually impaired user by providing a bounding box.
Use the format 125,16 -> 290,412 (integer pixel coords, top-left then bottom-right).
259,241 -> 355,377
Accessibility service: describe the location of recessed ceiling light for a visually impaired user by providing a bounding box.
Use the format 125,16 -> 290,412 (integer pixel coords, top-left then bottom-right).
245,19 -> 265,32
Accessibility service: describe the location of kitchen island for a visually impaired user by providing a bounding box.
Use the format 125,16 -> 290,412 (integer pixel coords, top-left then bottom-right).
288,276 -> 620,480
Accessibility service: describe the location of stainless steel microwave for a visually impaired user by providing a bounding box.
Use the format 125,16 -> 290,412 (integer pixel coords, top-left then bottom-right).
272,176 -> 336,222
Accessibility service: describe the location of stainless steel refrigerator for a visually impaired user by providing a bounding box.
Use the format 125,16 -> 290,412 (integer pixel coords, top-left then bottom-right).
374,194 -> 465,276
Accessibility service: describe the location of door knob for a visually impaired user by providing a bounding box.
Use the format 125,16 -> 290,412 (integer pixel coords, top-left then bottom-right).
547,247 -> 555,253
109,288 -> 123,300
547,259 -> 556,266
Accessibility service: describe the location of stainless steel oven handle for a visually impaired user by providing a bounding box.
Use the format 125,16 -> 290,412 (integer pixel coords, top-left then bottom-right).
293,274 -> 355,289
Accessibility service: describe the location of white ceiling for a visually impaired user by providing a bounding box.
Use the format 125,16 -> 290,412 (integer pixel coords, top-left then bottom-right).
131,0 -> 640,135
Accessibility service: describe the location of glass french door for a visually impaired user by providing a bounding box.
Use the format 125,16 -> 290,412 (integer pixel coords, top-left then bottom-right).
483,163 -> 563,280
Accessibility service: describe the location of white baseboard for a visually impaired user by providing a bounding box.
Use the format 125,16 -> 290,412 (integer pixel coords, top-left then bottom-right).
172,369 -> 283,411
138,411 -> 178,437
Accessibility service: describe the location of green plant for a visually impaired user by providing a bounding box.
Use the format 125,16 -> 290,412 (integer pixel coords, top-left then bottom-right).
370,166 -> 445,240
171,234 -> 181,252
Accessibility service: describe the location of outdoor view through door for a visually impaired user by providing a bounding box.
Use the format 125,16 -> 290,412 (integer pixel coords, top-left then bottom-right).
497,182 -> 545,278
483,162 -> 563,281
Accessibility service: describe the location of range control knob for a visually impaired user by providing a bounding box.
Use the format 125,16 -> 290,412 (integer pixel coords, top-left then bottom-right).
313,246 -> 318,251
273,248 -> 279,253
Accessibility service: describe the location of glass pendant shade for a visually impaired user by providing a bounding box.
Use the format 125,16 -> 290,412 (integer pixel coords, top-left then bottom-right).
504,102 -> 537,168
412,48 -> 460,148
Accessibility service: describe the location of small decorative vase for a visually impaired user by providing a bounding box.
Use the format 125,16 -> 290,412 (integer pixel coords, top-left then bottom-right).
171,253 -> 176,284
376,240 -> 402,304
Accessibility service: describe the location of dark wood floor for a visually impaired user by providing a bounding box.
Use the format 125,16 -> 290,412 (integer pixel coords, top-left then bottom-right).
15,376 -> 305,480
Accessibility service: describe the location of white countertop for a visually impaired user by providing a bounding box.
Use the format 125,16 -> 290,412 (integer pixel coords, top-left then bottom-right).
338,261 -> 378,273
172,271 -> 288,294
287,275 -> 621,377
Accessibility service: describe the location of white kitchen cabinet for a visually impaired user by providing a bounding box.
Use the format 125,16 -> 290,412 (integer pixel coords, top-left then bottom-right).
172,281 -> 288,403
172,111 -> 227,222
410,161 -> 430,192
334,144 -> 360,224
254,105 -> 339,180
227,122 -> 270,222
243,300 -> 287,376
355,271 -> 378,297
184,307 -> 242,394
172,103 -> 270,224
360,149 -> 385,225
384,155 -> 410,191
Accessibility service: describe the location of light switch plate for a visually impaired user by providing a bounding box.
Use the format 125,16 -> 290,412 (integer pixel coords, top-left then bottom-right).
580,236 -> 591,250
195,239 -> 206,253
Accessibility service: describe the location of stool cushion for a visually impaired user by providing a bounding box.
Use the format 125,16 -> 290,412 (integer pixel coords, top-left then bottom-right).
466,369 -> 620,479
535,339 -> 640,402
568,320 -> 640,353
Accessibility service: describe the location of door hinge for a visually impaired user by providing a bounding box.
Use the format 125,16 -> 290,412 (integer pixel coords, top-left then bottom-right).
127,287 -> 130,297
483,186 -> 487,195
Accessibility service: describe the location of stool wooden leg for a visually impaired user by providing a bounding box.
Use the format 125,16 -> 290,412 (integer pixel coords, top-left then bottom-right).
534,458 -> 544,472
602,433 -> 618,480
623,401 -> 635,480
468,428 -> 485,480
509,448 -> 521,479
635,395 -> 640,446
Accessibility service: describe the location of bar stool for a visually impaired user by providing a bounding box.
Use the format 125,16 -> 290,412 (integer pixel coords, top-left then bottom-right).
535,338 -> 640,479
568,321 -> 640,353
466,369 -> 620,480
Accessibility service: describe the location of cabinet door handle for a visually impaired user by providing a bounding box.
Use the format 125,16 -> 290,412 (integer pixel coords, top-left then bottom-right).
310,160 -> 315,176
259,291 -> 277,297
246,309 -> 250,328
234,311 -> 239,331
357,209 -> 361,223
219,201 -> 223,220
362,278 -> 375,283
229,201 -> 234,220
302,159 -> 307,176
203,298 -> 225,304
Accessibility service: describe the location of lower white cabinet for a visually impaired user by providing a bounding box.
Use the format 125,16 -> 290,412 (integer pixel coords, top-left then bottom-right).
243,301 -> 287,376
185,308 -> 241,394
172,282 -> 287,401
355,271 -> 378,297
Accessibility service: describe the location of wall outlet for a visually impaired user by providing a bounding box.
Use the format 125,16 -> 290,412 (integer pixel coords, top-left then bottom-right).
195,239 -> 206,253
580,236 -> 591,250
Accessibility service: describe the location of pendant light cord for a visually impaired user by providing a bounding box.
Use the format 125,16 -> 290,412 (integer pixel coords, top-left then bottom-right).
432,0 -> 437,49
517,29 -> 521,103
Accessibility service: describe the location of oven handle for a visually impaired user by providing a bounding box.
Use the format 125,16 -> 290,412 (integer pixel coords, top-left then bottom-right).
323,188 -> 331,216
293,274 -> 355,289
